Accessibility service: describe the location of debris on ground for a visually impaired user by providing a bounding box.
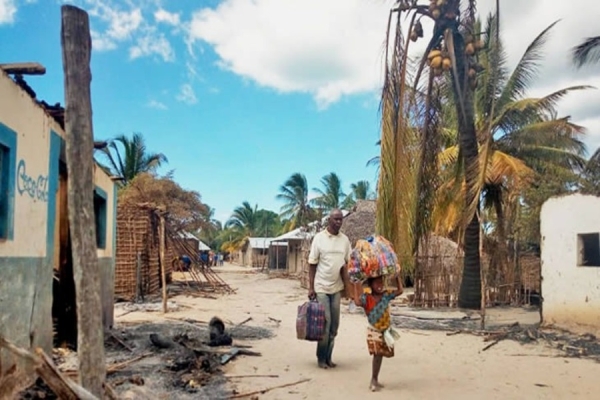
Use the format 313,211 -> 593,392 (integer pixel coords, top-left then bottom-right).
16,318 -> 274,399
392,312 -> 600,362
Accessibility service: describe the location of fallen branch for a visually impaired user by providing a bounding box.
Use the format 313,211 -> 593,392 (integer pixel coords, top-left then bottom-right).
236,317 -> 253,326
192,347 -> 261,357
226,374 -> 279,379
107,353 -> 153,374
0,336 -> 98,400
482,340 -> 501,352
230,378 -> 311,399
107,331 -> 133,352
65,352 -> 154,378
103,382 -> 119,400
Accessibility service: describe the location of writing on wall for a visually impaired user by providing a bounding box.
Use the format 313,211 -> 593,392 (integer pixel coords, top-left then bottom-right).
17,159 -> 48,202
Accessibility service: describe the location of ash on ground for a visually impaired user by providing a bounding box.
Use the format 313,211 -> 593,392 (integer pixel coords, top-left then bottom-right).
19,320 -> 273,400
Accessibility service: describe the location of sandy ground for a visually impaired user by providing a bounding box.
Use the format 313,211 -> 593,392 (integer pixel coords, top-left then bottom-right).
117,264 -> 600,400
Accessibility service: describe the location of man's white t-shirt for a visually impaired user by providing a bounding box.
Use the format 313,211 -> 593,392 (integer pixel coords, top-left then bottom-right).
308,229 -> 352,294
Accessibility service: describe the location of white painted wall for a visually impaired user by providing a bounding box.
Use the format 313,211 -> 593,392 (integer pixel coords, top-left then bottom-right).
0,71 -> 115,258
0,71 -> 55,257
541,194 -> 600,333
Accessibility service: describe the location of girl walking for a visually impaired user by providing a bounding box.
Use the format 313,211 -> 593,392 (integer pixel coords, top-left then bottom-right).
353,274 -> 403,392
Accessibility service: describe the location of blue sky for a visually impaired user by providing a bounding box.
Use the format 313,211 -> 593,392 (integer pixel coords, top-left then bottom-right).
1,0 -> 599,223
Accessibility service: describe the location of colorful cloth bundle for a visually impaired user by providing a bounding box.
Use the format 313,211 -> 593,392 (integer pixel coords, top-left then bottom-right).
347,235 -> 401,283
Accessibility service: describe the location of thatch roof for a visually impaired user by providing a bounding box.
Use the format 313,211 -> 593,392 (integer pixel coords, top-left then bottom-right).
341,200 -> 376,246
418,235 -> 463,258
341,199 -> 462,259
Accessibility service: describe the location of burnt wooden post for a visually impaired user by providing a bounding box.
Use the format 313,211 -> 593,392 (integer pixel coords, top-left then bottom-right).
61,5 -> 106,396
159,215 -> 168,313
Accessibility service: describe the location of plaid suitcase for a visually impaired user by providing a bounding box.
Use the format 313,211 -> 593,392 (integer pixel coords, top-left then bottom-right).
296,300 -> 326,341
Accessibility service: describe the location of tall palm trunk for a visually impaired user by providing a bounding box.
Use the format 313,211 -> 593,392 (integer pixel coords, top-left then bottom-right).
449,30 -> 482,309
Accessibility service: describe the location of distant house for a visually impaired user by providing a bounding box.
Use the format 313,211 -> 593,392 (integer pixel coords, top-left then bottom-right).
236,237 -> 284,268
199,239 -> 210,251
270,209 -> 351,275
178,231 -> 199,251
0,66 -> 117,366
177,231 -> 211,253
541,194 -> 600,333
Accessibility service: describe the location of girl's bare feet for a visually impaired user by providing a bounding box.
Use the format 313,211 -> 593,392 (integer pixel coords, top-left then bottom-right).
369,380 -> 384,392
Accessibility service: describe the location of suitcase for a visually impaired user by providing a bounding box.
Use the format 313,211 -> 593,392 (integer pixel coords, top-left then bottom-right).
296,300 -> 326,341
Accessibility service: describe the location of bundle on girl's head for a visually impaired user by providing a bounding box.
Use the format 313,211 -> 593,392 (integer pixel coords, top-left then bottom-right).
347,235 -> 401,284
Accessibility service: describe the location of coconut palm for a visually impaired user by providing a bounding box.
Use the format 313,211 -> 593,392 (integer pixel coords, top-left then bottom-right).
580,147 -> 600,195
225,202 -> 259,233
572,36 -> 600,67
312,172 -> 346,213
434,15 -> 588,246
98,133 -> 167,185
376,0 -> 484,307
343,180 -> 375,209
223,202 -> 283,250
276,173 -> 315,230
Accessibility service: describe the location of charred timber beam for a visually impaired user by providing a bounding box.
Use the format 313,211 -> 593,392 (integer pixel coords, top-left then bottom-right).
0,62 -> 46,75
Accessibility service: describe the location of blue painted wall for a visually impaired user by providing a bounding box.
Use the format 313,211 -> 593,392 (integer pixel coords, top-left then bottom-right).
0,122 -> 17,240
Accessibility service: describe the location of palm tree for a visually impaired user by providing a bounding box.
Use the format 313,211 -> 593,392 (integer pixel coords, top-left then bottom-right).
276,173 -> 314,230
98,133 -> 168,185
434,15 -> 588,248
377,0 -> 482,307
312,172 -> 346,213
572,36 -> 600,67
343,180 -> 375,209
366,140 -> 381,169
580,147 -> 600,195
226,201 -> 259,233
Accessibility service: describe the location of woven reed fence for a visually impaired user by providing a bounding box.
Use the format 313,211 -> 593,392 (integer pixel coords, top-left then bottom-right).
114,204 -> 174,301
411,254 -> 540,308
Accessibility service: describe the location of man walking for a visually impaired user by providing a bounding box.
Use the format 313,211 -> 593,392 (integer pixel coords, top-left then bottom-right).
308,209 -> 352,369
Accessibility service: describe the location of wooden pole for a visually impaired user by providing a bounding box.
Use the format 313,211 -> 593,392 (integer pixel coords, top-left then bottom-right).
61,5 -> 106,397
136,251 -> 142,301
159,215 -> 168,313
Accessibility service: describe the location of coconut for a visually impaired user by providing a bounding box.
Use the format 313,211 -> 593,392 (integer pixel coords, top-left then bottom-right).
442,58 -> 452,70
430,55 -> 443,69
428,49 -> 442,60
465,43 -> 475,56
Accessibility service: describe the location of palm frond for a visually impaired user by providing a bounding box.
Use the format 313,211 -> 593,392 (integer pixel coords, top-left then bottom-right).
572,36 -> 600,68
497,20 -> 560,109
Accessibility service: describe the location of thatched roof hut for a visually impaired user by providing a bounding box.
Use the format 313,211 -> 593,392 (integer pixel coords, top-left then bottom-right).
341,200 -> 376,246
341,199 -> 463,258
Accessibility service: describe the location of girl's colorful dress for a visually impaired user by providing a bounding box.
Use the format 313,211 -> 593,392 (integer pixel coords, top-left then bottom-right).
360,291 -> 395,358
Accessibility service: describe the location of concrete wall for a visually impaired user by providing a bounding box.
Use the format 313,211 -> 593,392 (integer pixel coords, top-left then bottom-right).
0,70 -> 117,363
541,194 -> 600,333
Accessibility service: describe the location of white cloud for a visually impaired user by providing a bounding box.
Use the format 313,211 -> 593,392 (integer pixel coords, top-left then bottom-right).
186,0 -> 394,109
0,0 -> 16,24
154,8 -> 180,26
473,0 -> 600,153
71,0 -> 175,63
176,83 -> 197,105
130,30 -> 174,61
147,100 -> 167,110
91,29 -> 117,51
185,0 -> 599,149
